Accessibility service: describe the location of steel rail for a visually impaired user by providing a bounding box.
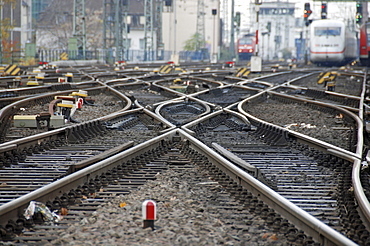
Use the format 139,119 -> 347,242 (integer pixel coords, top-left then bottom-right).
187,84 -> 260,114
152,80 -> 191,97
0,81 -> 100,106
0,83 -> 132,157
236,79 -> 274,88
0,125 -> 358,245
0,126 -> 65,153
93,81 -> 133,112
178,129 -> 357,246
104,77 -> 140,86
123,80 -> 186,108
154,97 -> 212,122
266,91 -> 362,153
98,107 -> 176,133
274,86 -> 362,114
0,85 -> 112,120
181,107 -> 251,135
252,71 -> 293,82
282,84 -> 362,103
237,90 -> 362,158
152,93 -> 218,109
0,105 -> 175,217
0,85 -> 131,138
0,89 -> 78,142
198,84 -> 261,110
0,129 -> 177,226
353,69 -> 370,230
237,87 -> 370,229
182,75 -> 224,87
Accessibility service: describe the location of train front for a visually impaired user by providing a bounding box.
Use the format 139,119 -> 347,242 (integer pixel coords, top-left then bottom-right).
238,34 -> 256,60
360,22 -> 370,66
310,20 -> 346,66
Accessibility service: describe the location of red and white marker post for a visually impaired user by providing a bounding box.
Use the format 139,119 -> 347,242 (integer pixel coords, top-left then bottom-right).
142,200 -> 156,230
77,98 -> 83,110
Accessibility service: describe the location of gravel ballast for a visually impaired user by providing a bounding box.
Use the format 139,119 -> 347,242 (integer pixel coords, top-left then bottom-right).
47,164 -> 292,246
244,98 -> 352,150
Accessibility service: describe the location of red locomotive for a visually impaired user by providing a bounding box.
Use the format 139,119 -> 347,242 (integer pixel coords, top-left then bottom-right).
359,22 -> 370,66
237,34 -> 256,61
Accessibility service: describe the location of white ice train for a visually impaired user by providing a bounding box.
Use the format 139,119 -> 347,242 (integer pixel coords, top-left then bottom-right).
309,19 -> 358,66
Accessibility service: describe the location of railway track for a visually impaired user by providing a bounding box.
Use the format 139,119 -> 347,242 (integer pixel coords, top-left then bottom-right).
0,64 -> 369,245
186,110 -> 352,232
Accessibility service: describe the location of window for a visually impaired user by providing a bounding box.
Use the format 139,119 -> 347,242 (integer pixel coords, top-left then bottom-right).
366,25 -> 370,46
140,39 -> 145,49
315,27 -> 341,36
240,38 -> 253,45
139,16 -> 145,25
124,39 -> 131,48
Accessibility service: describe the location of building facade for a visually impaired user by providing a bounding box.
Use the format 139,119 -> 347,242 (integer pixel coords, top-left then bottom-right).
248,1 -> 297,60
162,0 -> 220,63
1,0 -> 222,64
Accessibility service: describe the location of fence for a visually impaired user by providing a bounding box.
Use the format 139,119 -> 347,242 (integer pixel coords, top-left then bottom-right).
2,48 -> 211,65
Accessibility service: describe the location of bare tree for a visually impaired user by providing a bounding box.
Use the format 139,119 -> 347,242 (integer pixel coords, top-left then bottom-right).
36,0 -> 104,50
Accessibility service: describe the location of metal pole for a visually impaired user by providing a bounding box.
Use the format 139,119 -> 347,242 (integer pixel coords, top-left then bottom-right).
255,7 -> 259,56
102,0 -> 107,63
251,0 -> 262,72
0,1 -> 3,64
305,26 -> 308,65
115,0 -> 120,62
230,0 -> 235,60
213,14 -> 216,61
150,0 -> 154,61
73,0 -> 86,59
267,33 -> 270,61
124,10 -> 129,61
212,9 -> 217,63
174,0 -> 176,56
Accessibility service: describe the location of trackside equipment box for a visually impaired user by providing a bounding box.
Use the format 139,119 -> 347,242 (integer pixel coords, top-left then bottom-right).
13,115 -> 65,128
